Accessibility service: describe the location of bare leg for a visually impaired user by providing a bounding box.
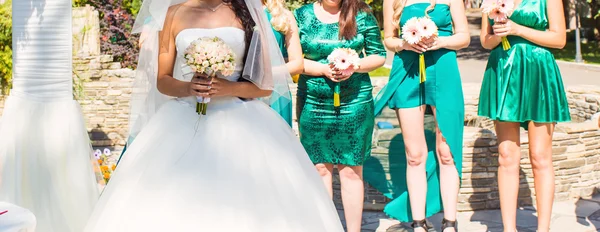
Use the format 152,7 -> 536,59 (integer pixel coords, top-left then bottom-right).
527,122 -> 555,232
396,106 -> 428,232
338,165 -> 364,232
315,163 -> 335,199
495,121 -> 521,232
431,106 -> 459,232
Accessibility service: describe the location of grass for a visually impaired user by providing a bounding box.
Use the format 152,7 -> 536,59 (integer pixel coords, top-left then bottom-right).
369,66 -> 391,77
551,40 -> 600,64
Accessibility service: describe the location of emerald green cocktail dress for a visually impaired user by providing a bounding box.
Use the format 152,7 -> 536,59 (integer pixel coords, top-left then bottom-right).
363,3 -> 464,222
265,9 -> 293,127
294,4 -> 386,166
478,0 -> 571,127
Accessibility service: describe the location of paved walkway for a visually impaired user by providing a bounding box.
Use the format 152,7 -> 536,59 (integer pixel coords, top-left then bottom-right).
352,195 -> 600,231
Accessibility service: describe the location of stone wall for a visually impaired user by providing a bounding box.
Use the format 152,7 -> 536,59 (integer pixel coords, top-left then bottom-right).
74,55 -> 135,150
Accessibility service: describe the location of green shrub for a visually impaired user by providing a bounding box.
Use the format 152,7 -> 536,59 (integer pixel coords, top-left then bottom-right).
0,0 -> 11,95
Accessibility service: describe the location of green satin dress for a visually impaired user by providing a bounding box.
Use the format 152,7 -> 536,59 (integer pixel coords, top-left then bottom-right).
478,0 -> 571,127
265,9 -> 293,127
363,3 -> 464,222
294,4 -> 386,166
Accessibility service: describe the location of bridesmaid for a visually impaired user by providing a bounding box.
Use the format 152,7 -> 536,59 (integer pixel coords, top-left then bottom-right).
294,0 -> 386,231
478,0 -> 569,231
264,0 -> 303,126
363,0 -> 468,231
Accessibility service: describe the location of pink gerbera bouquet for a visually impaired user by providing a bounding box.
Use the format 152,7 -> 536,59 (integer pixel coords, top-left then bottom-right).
402,16 -> 438,83
184,37 -> 236,115
327,48 -> 360,107
481,0 -> 514,50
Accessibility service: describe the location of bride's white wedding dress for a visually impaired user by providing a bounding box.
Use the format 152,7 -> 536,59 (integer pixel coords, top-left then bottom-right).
84,28 -> 344,232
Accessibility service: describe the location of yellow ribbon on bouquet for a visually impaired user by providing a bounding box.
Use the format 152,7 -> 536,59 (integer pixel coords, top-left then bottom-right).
419,54 -> 426,83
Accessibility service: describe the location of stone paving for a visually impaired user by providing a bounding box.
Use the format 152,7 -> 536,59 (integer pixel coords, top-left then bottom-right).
350,195 -> 600,231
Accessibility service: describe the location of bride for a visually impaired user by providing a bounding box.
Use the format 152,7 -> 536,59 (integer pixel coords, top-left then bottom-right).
84,0 -> 344,231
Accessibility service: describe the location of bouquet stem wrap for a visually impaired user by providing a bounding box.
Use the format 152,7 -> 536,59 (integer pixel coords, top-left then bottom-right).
501,37 -> 511,50
419,54 -> 426,83
195,74 -> 213,115
333,83 -> 341,107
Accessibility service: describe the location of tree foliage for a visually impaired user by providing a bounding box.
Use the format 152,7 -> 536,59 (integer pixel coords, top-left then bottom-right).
0,0 -> 12,95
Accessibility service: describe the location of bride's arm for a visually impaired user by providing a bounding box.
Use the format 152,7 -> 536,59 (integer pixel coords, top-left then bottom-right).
209,79 -> 273,98
156,6 -> 210,98
284,11 -> 304,76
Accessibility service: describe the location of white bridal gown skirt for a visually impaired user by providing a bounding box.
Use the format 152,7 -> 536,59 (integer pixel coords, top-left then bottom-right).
85,97 -> 344,232
0,202 -> 36,232
0,94 -> 100,232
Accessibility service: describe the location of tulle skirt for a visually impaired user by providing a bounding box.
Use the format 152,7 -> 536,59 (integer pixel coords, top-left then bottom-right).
0,202 -> 36,232
0,94 -> 100,232
84,97 -> 343,232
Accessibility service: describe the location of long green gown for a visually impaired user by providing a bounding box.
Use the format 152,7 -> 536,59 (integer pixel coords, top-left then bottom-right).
294,4 -> 386,166
478,0 -> 571,127
363,3 -> 464,222
265,9 -> 293,127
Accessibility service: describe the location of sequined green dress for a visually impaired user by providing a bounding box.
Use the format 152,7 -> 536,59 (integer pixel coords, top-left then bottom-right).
363,3 -> 464,222
478,0 -> 571,127
294,4 -> 386,166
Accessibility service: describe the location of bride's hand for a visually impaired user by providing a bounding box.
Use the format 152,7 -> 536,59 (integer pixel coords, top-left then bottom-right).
188,73 -> 212,98
208,77 -> 235,97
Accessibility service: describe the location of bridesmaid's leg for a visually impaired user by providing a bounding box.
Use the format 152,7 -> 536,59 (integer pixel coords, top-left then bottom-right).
315,163 -> 335,198
527,122 -> 555,232
396,106 -> 428,232
338,165 -> 364,232
495,121 -> 521,232
431,106 -> 459,232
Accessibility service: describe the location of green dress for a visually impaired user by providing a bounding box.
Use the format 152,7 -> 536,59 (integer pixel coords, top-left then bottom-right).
294,4 -> 386,166
265,9 -> 293,127
478,0 -> 571,127
363,3 -> 464,222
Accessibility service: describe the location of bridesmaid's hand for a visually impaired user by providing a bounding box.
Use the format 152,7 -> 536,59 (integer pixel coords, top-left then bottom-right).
427,36 -> 447,51
208,77 -> 236,97
322,63 -> 343,82
492,20 -> 520,37
188,73 -> 212,98
401,40 -> 427,54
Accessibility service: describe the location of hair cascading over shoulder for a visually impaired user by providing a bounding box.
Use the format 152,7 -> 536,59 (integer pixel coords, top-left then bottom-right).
337,0 -> 371,40
262,0 -> 291,33
392,0 -> 436,29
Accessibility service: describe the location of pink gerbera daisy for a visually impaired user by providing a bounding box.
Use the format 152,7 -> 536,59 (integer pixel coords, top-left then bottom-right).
402,17 -> 421,45
480,0 -> 498,13
418,17 -> 438,39
488,7 -> 507,22
497,0 -> 514,15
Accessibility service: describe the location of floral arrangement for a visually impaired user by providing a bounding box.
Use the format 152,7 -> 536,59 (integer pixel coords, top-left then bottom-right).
94,148 -> 116,184
327,48 -> 360,107
402,16 -> 438,83
184,37 -> 236,115
481,0 -> 514,50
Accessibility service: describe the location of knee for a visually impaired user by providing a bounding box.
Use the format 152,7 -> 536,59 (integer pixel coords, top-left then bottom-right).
530,147 -> 553,171
338,167 -> 362,181
437,150 -> 455,166
498,143 -> 520,170
406,147 -> 427,167
315,164 -> 332,177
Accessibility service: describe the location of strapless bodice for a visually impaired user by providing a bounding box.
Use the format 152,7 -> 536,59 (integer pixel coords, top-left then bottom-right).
172,27 -> 247,107
173,27 -> 246,82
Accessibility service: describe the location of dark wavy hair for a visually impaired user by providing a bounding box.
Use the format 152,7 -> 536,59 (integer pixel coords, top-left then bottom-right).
337,0 -> 371,40
223,0 -> 256,52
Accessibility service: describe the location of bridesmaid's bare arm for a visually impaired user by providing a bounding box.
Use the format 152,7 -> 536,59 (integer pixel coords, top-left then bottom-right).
480,13 -> 502,50
284,11 -> 304,76
436,0 -> 470,50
